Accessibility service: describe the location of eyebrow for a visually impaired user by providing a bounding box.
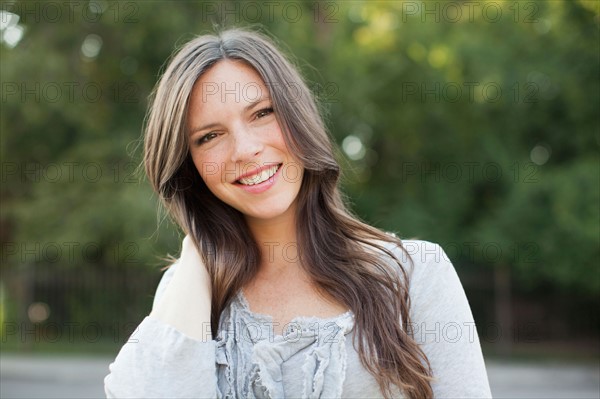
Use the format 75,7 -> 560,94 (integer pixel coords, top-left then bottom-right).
188,96 -> 272,136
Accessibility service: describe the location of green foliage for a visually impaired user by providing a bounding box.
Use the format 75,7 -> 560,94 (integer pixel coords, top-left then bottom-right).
477,157 -> 600,294
0,0 -> 598,344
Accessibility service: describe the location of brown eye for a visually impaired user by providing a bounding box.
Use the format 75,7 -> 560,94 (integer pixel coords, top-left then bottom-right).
255,107 -> 274,119
196,132 -> 218,146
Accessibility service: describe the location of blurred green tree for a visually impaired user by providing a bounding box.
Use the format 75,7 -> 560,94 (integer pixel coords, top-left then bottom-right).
1,0 -> 598,351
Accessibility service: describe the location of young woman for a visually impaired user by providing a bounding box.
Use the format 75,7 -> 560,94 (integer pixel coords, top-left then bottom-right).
104,28 -> 492,398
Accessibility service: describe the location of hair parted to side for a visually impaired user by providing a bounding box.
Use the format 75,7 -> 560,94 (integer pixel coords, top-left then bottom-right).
143,28 -> 433,399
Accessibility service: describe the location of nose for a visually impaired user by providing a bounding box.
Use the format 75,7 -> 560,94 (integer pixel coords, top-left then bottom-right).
229,125 -> 263,163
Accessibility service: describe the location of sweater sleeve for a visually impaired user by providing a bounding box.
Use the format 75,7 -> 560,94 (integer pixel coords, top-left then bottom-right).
104,263 -> 219,398
403,240 -> 492,398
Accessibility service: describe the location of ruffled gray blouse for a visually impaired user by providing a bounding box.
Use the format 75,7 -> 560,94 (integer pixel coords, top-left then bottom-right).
215,290 -> 360,398
104,240 -> 492,398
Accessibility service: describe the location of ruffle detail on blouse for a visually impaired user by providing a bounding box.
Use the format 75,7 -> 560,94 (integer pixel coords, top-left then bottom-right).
300,320 -> 350,398
214,291 -> 355,399
215,334 -> 235,398
250,330 -> 318,398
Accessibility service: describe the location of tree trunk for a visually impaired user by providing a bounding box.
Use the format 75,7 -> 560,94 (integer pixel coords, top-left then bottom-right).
494,263 -> 512,355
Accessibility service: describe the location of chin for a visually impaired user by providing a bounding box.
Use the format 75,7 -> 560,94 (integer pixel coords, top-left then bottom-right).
242,201 -> 296,222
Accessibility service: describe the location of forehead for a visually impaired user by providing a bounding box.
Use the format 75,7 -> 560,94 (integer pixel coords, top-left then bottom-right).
190,59 -> 269,105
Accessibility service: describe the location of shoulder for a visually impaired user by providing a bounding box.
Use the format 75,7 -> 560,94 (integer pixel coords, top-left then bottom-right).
376,237 -> 460,296
393,240 -> 471,323
398,239 -> 450,265
375,236 -> 454,274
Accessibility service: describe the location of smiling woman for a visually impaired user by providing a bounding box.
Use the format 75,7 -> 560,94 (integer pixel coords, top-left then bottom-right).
104,28 -> 492,399
187,60 -> 303,221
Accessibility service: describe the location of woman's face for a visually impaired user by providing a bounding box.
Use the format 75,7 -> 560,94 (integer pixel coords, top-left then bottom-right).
187,60 -> 304,223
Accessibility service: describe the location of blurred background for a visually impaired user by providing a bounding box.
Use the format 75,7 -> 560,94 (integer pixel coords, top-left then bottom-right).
1,0 -> 598,397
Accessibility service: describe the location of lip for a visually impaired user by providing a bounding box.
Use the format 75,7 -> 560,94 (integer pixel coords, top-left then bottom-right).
234,163 -> 282,194
236,163 -> 281,181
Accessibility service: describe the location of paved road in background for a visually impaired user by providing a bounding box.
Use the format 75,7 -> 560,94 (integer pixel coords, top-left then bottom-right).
1,354 -> 598,398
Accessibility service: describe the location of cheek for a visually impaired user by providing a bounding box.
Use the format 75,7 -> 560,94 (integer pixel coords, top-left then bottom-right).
268,126 -> 291,154
191,152 -> 221,187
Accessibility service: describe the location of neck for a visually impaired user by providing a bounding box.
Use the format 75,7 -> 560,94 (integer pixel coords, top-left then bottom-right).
245,209 -> 300,278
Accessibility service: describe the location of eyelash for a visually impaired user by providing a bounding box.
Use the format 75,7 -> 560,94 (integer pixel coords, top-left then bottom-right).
255,107 -> 274,119
195,132 -> 218,146
194,107 -> 274,146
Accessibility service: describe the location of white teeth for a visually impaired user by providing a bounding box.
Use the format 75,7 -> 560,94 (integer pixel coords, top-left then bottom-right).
238,165 -> 280,186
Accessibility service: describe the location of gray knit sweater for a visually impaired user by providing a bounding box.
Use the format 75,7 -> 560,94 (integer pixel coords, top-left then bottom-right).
104,240 -> 492,398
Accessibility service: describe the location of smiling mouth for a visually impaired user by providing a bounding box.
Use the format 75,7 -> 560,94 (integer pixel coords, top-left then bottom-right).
236,164 -> 282,186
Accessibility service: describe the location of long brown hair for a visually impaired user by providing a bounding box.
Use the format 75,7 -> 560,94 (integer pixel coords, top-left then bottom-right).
144,28 -> 433,398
